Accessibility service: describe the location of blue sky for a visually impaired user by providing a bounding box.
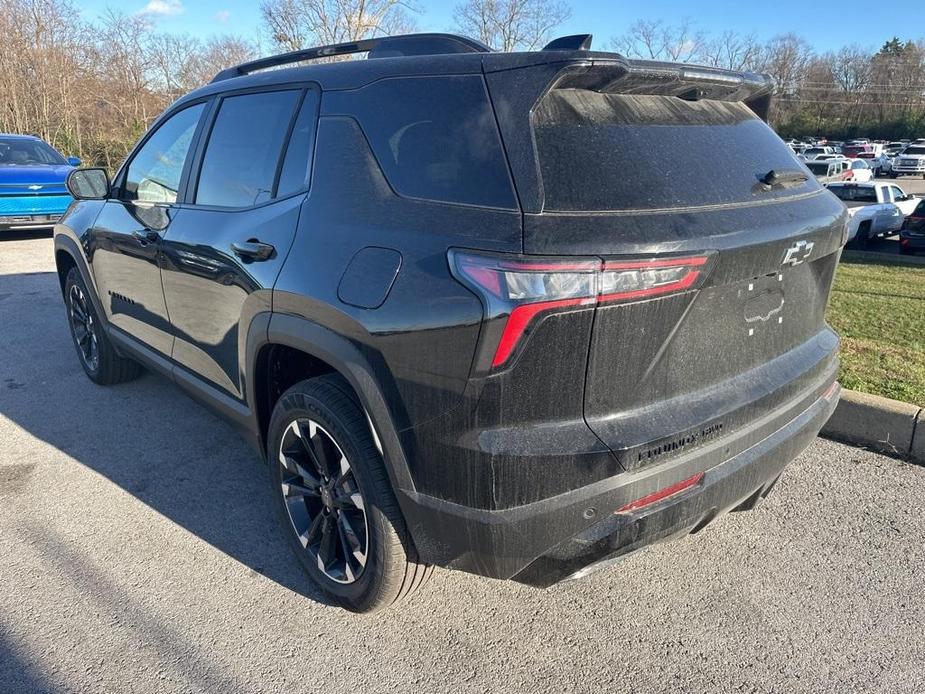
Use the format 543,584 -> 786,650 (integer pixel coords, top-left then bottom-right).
80,0 -> 925,54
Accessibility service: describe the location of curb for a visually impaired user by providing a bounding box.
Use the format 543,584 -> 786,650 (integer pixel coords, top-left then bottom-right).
821,389 -> 924,463
841,250 -> 925,266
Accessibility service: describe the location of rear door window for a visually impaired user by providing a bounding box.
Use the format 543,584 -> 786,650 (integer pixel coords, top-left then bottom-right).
195,90 -> 301,208
532,91 -> 817,212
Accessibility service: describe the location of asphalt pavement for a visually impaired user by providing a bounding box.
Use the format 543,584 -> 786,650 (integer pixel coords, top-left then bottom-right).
1,234 -> 924,694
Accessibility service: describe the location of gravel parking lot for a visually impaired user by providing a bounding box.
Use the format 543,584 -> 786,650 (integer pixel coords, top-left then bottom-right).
2,234 -> 924,693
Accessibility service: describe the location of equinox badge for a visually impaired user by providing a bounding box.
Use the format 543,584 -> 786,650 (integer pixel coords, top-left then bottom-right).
782,240 -> 814,267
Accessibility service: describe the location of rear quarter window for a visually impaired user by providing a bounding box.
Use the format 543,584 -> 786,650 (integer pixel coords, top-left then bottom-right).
532,91 -> 818,212
342,75 -> 516,209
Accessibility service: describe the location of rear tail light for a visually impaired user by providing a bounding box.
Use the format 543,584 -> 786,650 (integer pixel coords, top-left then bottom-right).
450,250 -> 712,371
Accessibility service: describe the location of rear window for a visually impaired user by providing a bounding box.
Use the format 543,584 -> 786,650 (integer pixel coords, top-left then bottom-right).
828,186 -> 877,203
807,162 -> 832,175
348,75 -> 516,209
532,91 -> 815,211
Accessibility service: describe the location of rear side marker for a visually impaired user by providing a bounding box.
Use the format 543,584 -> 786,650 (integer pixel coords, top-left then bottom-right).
616,472 -> 706,514
450,250 -> 712,370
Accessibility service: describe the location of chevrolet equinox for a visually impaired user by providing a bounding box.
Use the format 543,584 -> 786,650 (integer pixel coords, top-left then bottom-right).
55,33 -> 845,612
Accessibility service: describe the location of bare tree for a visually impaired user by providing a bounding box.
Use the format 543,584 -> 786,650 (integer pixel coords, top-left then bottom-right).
260,0 -> 419,52
453,0 -> 571,52
610,19 -> 705,63
699,30 -> 763,71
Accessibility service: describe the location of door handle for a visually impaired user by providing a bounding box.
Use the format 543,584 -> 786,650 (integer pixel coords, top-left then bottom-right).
132,229 -> 159,244
231,240 -> 275,261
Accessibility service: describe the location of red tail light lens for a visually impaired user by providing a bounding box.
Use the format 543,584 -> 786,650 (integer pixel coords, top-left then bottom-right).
616,472 -> 705,514
450,250 -> 711,370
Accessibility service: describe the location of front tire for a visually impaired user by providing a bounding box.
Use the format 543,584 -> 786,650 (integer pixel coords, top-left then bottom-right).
267,375 -> 432,612
64,267 -> 142,385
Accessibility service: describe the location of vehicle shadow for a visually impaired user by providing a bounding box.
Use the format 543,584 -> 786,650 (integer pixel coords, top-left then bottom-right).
0,630 -> 55,693
0,269 -> 331,606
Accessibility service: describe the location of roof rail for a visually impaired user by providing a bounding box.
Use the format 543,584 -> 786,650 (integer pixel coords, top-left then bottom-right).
542,34 -> 593,51
211,33 -> 492,83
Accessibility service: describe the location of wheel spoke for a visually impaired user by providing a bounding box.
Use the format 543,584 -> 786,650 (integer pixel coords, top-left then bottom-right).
338,512 -> 366,567
298,511 -> 325,548
281,479 -> 320,498
279,451 -> 321,488
71,304 -> 87,323
317,515 -> 337,568
306,425 -> 336,479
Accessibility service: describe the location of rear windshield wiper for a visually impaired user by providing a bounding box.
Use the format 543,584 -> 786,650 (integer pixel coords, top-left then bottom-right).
754,169 -> 808,192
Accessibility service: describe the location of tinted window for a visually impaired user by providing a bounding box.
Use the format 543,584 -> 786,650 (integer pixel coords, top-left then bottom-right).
195,90 -> 301,208
904,147 -> 925,155
890,186 -> 905,200
347,75 -> 516,208
276,90 -> 319,198
828,186 -> 877,203
533,91 -> 816,211
124,104 -> 204,203
914,200 -> 925,216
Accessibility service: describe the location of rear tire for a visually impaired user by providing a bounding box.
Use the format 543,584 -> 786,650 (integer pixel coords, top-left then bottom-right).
64,267 -> 142,385
852,222 -> 872,249
267,374 -> 433,612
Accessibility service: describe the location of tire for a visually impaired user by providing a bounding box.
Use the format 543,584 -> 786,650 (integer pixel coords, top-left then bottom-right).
267,374 -> 433,612
64,267 -> 142,385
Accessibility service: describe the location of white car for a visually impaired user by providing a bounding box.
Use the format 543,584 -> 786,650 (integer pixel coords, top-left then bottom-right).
802,146 -> 835,161
846,159 -> 874,182
855,151 -> 891,176
891,144 -> 925,178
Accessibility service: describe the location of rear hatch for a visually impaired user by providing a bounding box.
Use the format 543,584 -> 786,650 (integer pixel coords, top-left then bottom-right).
485,54 -> 846,471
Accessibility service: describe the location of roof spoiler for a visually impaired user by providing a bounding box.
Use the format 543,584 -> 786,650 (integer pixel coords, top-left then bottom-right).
211,33 -> 491,83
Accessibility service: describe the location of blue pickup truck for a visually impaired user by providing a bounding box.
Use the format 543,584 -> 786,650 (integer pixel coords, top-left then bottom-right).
0,134 -> 80,232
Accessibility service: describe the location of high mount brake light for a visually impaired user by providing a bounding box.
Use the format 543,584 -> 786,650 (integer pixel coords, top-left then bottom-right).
450,251 -> 711,370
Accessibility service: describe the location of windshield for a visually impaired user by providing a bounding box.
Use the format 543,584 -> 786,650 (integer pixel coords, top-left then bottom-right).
902,146 -> 925,156
807,162 -> 832,174
0,137 -> 67,166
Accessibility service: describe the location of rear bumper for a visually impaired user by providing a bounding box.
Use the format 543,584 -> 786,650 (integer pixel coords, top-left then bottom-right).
399,377 -> 839,585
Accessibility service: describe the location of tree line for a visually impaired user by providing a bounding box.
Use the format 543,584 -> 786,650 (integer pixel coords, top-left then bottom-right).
2,0 -> 923,170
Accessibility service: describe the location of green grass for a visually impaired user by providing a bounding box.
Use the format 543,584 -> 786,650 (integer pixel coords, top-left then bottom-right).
826,258 -> 925,405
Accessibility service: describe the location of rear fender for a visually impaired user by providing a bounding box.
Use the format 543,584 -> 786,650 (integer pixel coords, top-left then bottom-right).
256,313 -> 416,495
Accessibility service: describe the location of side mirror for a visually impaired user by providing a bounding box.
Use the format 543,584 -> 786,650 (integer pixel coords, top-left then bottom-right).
66,156 -> 82,167
66,168 -> 110,200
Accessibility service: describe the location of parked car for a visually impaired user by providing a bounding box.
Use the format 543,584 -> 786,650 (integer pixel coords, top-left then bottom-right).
0,134 -> 79,232
842,144 -> 871,159
802,146 -> 835,160
899,200 -> 925,255
54,32 -> 844,612
806,160 -> 849,183
825,181 -> 918,245
846,159 -> 874,182
855,151 -> 891,176
891,144 -> 925,178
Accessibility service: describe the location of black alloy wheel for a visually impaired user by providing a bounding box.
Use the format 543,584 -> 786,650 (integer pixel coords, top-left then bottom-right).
68,282 -> 99,372
277,417 -> 369,584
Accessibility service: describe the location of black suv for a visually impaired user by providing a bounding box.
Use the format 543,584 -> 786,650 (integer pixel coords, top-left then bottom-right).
56,33 -> 845,612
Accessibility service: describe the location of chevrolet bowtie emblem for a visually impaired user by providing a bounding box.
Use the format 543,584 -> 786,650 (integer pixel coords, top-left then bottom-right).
27,185 -> 42,191
782,240 -> 814,267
